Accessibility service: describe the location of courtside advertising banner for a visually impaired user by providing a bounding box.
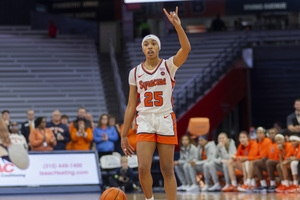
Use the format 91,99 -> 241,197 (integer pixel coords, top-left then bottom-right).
0,152 -> 100,187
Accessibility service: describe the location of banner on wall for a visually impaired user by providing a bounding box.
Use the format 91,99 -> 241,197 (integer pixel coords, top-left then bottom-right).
0,151 -> 101,187
226,0 -> 300,15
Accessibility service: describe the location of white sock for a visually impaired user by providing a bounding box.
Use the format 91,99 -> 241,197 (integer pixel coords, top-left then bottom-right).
251,179 -> 256,186
247,179 -> 251,185
283,180 -> 289,187
293,180 -> 298,186
146,196 -> 154,200
270,180 -> 276,186
232,180 -> 237,187
260,180 -> 267,187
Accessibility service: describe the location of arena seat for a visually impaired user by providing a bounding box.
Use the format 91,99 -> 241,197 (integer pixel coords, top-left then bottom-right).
0,26 -> 107,123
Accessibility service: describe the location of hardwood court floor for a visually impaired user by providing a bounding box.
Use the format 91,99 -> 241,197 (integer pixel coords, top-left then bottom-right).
0,192 -> 299,200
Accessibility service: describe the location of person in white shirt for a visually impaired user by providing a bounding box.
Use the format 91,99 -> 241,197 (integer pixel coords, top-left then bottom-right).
121,6 -> 191,200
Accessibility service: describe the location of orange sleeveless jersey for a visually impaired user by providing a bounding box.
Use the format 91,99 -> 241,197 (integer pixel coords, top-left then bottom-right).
236,140 -> 259,160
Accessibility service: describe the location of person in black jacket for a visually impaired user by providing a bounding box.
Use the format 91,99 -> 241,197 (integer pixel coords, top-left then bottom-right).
287,99 -> 300,137
21,109 -> 35,144
108,156 -> 134,192
46,110 -> 71,150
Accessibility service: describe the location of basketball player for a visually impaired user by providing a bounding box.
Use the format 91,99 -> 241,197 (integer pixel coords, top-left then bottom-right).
121,6 -> 191,200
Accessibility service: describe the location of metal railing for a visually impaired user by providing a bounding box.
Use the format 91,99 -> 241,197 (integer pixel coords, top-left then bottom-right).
173,34 -> 247,116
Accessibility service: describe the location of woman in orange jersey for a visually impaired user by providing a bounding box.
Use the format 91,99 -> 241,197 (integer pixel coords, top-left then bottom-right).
253,134 -> 292,192
121,7 -> 191,200
276,135 -> 300,193
238,127 -> 272,192
222,131 -> 258,192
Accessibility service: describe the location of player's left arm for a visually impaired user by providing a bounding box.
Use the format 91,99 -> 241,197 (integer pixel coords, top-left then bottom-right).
164,6 -> 191,67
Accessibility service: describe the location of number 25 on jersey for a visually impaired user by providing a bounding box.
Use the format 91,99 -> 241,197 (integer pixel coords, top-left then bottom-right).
144,91 -> 163,107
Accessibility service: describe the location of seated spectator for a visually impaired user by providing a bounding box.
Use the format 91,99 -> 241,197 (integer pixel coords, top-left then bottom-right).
46,110 -> 71,150
174,135 -> 197,191
108,156 -> 134,192
61,114 -> 69,127
187,135 -> 216,192
93,114 -> 118,158
239,127 -> 272,192
1,110 -> 11,132
10,122 -> 28,149
21,109 -> 35,145
207,132 -> 237,191
29,117 -> 57,151
120,119 -> 137,151
70,118 -> 93,150
286,99 -> 300,136
276,135 -> 300,193
254,134 -> 292,193
223,131 -> 258,192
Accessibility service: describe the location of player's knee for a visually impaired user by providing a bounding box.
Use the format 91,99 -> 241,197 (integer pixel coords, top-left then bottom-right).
160,164 -> 174,177
276,164 -> 281,171
138,164 -> 151,177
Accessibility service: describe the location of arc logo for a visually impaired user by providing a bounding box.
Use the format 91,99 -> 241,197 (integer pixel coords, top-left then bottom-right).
0,163 -> 15,173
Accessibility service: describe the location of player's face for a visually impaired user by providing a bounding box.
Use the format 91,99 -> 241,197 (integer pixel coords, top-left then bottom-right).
256,129 -> 265,141
181,136 -> 189,147
218,134 -> 228,144
142,39 -> 159,59
198,138 -> 207,147
275,137 -> 284,146
268,130 -> 276,140
291,140 -> 299,148
239,133 -> 249,146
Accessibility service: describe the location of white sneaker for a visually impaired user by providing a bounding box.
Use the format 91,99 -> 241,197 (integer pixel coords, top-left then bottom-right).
221,184 -> 231,191
208,183 -> 221,191
177,185 -> 188,191
202,185 -> 209,192
186,184 -> 199,192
